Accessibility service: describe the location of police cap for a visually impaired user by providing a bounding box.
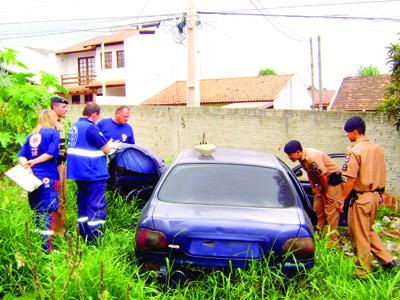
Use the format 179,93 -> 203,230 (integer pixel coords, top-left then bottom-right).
283,140 -> 303,155
51,96 -> 68,105
344,116 -> 365,133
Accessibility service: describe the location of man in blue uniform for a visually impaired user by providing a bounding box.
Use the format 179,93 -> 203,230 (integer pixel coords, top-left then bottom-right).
19,109 -> 60,252
67,102 -> 115,244
97,105 -> 135,144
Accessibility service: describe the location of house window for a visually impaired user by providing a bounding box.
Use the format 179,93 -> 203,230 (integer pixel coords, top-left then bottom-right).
84,94 -> 93,103
100,52 -> 112,69
117,50 -> 125,68
78,57 -> 95,85
71,95 -> 81,104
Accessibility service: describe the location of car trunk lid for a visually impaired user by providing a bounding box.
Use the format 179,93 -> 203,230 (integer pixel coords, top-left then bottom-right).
152,201 -> 301,259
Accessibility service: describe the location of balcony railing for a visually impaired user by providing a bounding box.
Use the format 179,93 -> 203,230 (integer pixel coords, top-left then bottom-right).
61,73 -> 97,85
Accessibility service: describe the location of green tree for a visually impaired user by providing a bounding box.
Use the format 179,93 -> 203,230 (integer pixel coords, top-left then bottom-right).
258,68 -> 277,76
357,65 -> 381,76
377,42 -> 400,130
0,48 -> 67,171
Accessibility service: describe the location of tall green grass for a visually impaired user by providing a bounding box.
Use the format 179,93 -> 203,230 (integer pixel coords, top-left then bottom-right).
0,180 -> 398,299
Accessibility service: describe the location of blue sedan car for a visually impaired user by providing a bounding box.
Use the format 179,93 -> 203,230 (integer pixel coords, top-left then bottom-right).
135,147 -> 316,275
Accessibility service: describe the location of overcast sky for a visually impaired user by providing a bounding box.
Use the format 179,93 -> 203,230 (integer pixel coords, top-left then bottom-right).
0,0 -> 399,90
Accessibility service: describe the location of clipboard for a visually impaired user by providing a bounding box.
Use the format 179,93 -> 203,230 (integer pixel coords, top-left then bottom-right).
5,164 -> 43,192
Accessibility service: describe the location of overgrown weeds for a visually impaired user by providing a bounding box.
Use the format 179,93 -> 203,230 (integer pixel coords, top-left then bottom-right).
1,181 -> 399,299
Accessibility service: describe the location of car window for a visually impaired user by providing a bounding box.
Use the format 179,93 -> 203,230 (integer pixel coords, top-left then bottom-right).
158,163 -> 295,208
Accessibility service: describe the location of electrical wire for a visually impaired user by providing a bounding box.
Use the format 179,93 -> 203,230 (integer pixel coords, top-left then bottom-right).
197,11 -> 400,22
255,0 -> 400,10
0,17 -> 176,40
249,0 -> 308,42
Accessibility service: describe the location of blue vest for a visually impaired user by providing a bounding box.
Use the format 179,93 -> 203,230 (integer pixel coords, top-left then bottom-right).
67,118 -> 109,181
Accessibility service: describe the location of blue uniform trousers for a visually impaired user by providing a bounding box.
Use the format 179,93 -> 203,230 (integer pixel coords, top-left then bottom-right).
76,180 -> 106,244
28,179 -> 58,251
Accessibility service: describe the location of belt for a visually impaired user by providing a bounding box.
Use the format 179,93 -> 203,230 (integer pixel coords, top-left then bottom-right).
354,187 -> 385,194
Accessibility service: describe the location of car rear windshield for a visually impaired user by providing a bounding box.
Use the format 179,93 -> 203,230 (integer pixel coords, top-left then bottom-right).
158,164 -> 295,208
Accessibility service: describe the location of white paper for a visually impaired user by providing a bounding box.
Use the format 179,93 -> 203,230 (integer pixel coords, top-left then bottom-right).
5,164 -> 43,192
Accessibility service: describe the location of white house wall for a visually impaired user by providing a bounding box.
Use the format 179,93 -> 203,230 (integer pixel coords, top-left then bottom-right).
274,75 -> 312,109
10,47 -> 57,83
124,31 -> 186,105
56,51 -> 96,76
94,44 -> 126,81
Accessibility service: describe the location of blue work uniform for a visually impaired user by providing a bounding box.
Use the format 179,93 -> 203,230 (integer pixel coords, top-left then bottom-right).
97,118 -> 135,144
19,128 -> 60,251
67,117 -> 109,244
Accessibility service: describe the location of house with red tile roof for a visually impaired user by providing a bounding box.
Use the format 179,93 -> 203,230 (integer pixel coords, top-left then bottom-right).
329,75 -> 391,111
55,27 -> 157,105
308,89 -> 336,110
142,74 -> 313,109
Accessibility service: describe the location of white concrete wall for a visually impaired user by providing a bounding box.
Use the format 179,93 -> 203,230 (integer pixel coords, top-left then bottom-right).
274,75 -> 312,109
124,30 -> 186,105
94,44 -> 126,81
56,51 -> 96,75
11,47 -> 57,83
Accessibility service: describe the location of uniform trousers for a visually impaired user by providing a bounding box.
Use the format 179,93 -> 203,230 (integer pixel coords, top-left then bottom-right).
313,183 -> 342,241
76,179 -> 107,244
53,163 -> 66,234
349,192 -> 392,273
28,179 -> 58,251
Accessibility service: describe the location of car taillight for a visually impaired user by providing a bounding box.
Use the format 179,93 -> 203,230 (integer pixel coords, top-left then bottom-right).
281,237 -> 315,259
135,228 -> 168,251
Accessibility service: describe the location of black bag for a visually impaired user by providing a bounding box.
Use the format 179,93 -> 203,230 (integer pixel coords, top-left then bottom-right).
328,172 -> 343,186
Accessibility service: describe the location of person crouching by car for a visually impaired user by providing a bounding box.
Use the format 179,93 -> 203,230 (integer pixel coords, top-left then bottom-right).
18,109 -> 60,252
284,140 -> 343,247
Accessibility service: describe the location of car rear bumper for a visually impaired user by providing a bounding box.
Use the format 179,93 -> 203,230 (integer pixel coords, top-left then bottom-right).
135,250 -> 314,272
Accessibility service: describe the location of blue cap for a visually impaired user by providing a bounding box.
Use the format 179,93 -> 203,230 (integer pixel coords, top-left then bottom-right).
51,96 -> 68,105
284,140 -> 302,154
344,116 -> 365,132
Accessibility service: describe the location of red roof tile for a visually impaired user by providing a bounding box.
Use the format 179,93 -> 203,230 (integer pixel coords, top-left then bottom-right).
331,75 -> 391,111
56,29 -> 139,54
308,89 -> 335,107
142,75 -> 294,105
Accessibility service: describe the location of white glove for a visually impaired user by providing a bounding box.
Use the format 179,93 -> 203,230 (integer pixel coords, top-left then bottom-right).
107,138 -> 122,150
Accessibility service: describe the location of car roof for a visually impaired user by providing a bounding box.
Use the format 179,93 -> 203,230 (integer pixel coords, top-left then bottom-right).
172,147 -> 282,169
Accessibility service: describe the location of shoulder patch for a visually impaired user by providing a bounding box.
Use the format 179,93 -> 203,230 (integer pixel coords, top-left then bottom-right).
68,126 -> 78,147
311,161 -> 322,176
29,134 -> 42,148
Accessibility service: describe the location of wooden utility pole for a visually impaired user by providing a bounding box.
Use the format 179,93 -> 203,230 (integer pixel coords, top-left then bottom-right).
310,38 -> 315,108
317,35 -> 323,110
186,0 -> 200,107
101,41 -> 106,97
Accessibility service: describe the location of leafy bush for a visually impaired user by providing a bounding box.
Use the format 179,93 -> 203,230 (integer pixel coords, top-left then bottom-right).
0,48 -> 67,172
378,42 -> 400,130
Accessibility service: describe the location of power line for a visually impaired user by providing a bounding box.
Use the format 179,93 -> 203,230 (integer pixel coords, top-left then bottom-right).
250,0 -> 400,10
197,11 -> 400,22
0,17 -> 176,40
249,0 -> 307,42
0,12 -> 183,26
